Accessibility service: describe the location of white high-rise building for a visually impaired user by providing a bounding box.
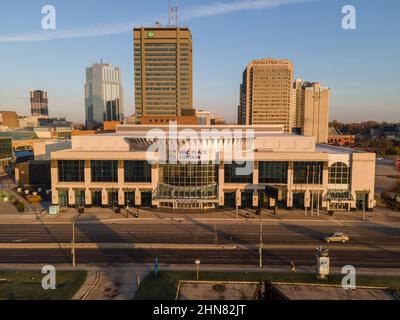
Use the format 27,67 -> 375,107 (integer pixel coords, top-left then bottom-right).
85,62 -> 124,129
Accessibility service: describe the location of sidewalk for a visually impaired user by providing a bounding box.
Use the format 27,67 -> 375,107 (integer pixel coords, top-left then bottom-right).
0,204 -> 399,224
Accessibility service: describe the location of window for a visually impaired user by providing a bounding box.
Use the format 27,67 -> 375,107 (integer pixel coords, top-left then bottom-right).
259,162 -> 288,184
224,163 -> 253,183
293,162 -> 323,184
124,161 -> 151,183
58,160 -> 84,182
91,160 -> 118,182
329,162 -> 350,184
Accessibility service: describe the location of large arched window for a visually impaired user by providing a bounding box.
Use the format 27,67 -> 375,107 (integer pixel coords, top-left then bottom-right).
328,162 -> 350,184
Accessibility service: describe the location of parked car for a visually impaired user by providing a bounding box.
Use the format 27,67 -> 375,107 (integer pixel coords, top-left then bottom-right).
377,157 -> 384,161
324,232 -> 350,243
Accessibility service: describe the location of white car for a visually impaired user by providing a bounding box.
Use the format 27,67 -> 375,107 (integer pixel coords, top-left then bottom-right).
377,157 -> 384,161
324,232 -> 350,243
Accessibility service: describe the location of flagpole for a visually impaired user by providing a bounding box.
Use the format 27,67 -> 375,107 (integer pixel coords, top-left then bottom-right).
317,165 -> 321,216
305,165 -> 309,216
311,165 -> 315,216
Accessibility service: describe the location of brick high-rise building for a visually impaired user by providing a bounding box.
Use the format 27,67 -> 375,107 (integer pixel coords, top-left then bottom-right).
30,90 -> 49,118
238,58 -> 294,132
133,27 -> 193,124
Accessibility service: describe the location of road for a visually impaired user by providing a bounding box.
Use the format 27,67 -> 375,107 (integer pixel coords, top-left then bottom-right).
0,219 -> 399,268
0,220 -> 399,245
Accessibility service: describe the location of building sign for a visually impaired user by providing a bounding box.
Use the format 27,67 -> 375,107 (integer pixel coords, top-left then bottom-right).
169,149 -> 208,162
147,31 -> 155,38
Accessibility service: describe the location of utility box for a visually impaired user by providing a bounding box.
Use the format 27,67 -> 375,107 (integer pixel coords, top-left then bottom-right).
316,247 -> 330,279
48,205 -> 60,215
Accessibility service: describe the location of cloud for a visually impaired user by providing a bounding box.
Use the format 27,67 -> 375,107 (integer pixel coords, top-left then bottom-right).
0,0 -> 310,43
180,0 -> 309,20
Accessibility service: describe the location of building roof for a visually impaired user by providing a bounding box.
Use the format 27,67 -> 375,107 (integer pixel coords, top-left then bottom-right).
316,144 -> 364,154
0,131 -> 39,140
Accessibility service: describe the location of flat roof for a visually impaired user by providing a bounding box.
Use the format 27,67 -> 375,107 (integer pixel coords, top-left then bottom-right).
316,144 -> 366,155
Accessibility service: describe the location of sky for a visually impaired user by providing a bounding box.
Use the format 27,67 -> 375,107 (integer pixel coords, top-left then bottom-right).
0,0 -> 399,124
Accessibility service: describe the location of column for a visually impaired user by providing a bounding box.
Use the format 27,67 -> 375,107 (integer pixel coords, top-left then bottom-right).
252,191 -> 259,209
287,162 -> 293,208
253,161 -> 259,185
101,189 -> 108,206
68,188 -> 76,206
84,160 -> 91,186
118,160 -> 124,188
218,162 -> 224,207
51,160 -> 58,204
135,189 -> 141,208
235,188 -> 242,209
151,164 -> 159,207
118,189 -> 125,206
85,189 -> 92,206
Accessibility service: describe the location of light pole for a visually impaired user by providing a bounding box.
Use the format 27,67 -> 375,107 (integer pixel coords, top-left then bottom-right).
195,260 -> 200,280
259,213 -> 263,268
362,189 -> 367,221
71,218 -> 76,267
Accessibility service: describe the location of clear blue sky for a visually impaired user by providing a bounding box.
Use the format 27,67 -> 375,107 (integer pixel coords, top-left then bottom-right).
0,0 -> 399,123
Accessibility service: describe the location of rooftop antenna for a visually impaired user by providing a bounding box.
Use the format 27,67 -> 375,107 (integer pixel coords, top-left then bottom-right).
168,0 -> 178,27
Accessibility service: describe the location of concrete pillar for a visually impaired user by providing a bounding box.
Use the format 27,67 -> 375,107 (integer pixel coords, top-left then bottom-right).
52,189 -> 59,205
218,163 -> 224,206
101,189 -> 108,206
151,164 -> 159,207
253,161 -> 259,185
85,189 -> 92,206
135,189 -> 141,208
235,189 -> 242,209
304,190 -> 311,208
51,160 -> 58,203
287,191 -> 293,208
252,191 -> 259,208
287,162 -> 294,208
84,160 -> 91,185
68,188 -> 75,206
118,160 -> 124,187
118,189 -> 125,206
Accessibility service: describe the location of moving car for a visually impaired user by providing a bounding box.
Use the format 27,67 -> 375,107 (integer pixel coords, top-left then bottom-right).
324,232 -> 350,243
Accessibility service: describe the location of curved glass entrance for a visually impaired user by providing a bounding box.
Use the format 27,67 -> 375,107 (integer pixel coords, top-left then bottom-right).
157,163 -> 218,209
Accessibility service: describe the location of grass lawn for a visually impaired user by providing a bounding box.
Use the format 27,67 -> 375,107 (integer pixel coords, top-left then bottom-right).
135,270 -> 400,300
0,270 -> 87,300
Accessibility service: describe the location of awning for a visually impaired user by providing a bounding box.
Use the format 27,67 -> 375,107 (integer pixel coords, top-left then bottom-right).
326,190 -> 353,201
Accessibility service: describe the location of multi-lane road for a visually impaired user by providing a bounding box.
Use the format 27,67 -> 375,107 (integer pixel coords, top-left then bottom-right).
0,219 -> 399,268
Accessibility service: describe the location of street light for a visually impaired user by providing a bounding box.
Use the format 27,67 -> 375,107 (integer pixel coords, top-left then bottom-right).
259,212 -> 263,268
71,218 -> 76,267
195,259 -> 201,280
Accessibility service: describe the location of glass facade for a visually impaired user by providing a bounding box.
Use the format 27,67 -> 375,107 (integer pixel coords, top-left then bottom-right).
259,161 -> 288,184
224,163 -> 253,183
329,162 -> 350,184
293,162 -> 323,184
0,138 -> 12,160
124,161 -> 151,183
91,160 -> 118,182
58,190 -> 68,206
58,160 -> 85,182
158,163 -> 217,199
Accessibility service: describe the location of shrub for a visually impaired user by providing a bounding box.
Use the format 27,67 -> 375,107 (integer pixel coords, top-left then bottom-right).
16,202 -> 25,213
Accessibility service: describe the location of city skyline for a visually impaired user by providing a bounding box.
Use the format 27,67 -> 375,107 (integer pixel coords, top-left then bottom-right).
0,0 -> 399,123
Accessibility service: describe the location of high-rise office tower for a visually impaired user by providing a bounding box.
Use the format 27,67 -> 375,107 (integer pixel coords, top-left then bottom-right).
85,62 -> 124,129
30,90 -> 49,118
301,81 -> 330,143
238,58 -> 294,132
293,79 -> 304,129
133,27 -> 193,124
